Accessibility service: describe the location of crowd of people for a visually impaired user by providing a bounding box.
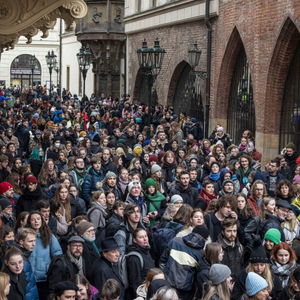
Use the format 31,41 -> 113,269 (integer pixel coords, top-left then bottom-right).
0,86 -> 299,300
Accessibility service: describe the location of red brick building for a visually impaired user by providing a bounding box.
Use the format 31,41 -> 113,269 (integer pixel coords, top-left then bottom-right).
125,0 -> 300,160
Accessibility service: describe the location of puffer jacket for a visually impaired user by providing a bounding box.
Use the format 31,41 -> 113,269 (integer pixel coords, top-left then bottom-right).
81,167 -> 104,204
28,233 -> 62,282
164,232 -> 205,291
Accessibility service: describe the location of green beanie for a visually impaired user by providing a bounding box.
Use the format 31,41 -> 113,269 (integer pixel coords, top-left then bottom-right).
264,228 -> 281,245
145,178 -> 157,189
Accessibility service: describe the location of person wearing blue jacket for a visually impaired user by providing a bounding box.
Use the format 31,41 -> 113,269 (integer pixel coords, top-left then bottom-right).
81,157 -> 104,207
164,225 -> 207,300
17,227 -> 39,300
27,211 -> 62,300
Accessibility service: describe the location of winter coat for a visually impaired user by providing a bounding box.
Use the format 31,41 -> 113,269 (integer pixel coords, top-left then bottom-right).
19,248 -> 39,300
87,202 -> 108,229
259,214 -> 286,242
69,168 -> 88,190
82,239 -> 100,280
89,256 -> 124,294
28,233 -> 62,282
47,253 -> 85,292
105,213 -> 124,237
217,234 -> 244,278
70,194 -> 85,218
102,183 -> 122,201
81,167 -> 104,203
126,243 -> 155,298
16,185 -> 45,216
169,183 -> 205,209
260,171 -> 285,197
165,232 -> 205,291
195,255 -> 210,299
102,160 -> 118,175
2,266 -> 27,300
204,213 -> 222,242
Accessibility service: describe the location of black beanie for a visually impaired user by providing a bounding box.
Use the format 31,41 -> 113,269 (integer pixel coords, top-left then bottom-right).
249,246 -> 269,264
192,225 -> 210,240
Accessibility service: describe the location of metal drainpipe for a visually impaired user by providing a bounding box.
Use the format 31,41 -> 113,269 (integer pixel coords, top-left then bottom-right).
205,0 -> 212,138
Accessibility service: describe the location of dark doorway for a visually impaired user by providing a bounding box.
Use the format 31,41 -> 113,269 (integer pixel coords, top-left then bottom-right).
280,41 -> 300,152
11,54 -> 41,88
227,47 -> 255,144
172,63 -> 204,121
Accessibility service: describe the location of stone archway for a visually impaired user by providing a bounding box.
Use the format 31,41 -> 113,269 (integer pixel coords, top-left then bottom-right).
263,17 -> 300,153
213,27 -> 245,126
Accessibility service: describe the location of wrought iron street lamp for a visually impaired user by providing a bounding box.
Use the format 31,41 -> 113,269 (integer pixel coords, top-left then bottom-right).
77,45 -> 93,97
45,50 -> 57,97
137,39 -> 166,114
187,42 -> 209,136
29,55 -> 36,87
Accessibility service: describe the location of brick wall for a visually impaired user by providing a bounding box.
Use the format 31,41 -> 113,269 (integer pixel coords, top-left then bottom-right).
127,20 -> 208,106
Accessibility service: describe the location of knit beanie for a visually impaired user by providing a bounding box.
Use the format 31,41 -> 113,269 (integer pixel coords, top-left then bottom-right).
133,144 -> 143,156
170,194 -> 183,204
0,198 -> 12,210
209,264 -> 231,285
151,164 -> 161,174
249,246 -> 269,264
264,228 -> 281,245
76,221 -> 94,236
149,155 -> 158,163
246,272 -> 268,296
25,175 -> 38,185
104,171 -> 117,181
0,182 -> 13,195
145,178 -> 157,189
128,181 -> 142,192
286,142 -> 295,150
193,225 -> 209,240
222,179 -> 234,187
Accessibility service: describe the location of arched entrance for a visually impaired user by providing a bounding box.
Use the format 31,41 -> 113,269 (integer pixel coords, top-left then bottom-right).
133,68 -> 157,105
280,41 -> 300,151
10,54 -> 41,88
227,46 -> 255,144
169,61 -> 204,120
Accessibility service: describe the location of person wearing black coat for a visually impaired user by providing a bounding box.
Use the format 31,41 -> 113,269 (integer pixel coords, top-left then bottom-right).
126,228 -> 155,299
169,171 -> 205,209
47,236 -> 86,293
16,176 -> 45,216
231,246 -> 282,300
89,238 -> 124,297
105,205 -> 125,238
2,247 -> 27,300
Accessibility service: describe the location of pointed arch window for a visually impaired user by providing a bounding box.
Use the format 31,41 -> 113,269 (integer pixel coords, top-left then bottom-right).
280,42 -> 300,152
227,47 -> 255,143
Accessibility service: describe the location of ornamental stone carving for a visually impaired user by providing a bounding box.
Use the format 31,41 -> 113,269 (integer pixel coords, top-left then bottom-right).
0,0 -> 87,52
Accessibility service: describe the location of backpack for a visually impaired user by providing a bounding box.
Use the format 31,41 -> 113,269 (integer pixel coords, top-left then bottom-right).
119,251 -> 144,289
152,226 -> 179,259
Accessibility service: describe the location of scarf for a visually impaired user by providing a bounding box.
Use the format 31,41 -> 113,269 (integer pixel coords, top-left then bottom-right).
118,178 -> 128,194
271,261 -> 296,287
200,188 -> 217,205
67,249 -> 84,276
208,172 -> 221,181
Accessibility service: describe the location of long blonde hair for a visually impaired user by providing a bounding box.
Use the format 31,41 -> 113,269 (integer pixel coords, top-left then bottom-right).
202,280 -> 231,300
246,263 -> 273,291
0,272 -> 10,300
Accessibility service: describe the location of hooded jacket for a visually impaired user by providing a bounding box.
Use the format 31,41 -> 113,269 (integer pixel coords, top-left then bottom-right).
165,232 -> 205,291
81,167 -> 104,203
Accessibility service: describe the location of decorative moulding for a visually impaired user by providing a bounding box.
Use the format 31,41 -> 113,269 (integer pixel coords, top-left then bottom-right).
0,0 -> 87,52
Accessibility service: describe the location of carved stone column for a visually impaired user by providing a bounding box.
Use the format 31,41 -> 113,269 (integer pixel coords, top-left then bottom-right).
76,0 -> 125,98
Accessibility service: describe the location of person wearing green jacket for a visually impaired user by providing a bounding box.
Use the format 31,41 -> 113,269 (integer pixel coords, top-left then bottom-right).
144,178 -> 166,229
